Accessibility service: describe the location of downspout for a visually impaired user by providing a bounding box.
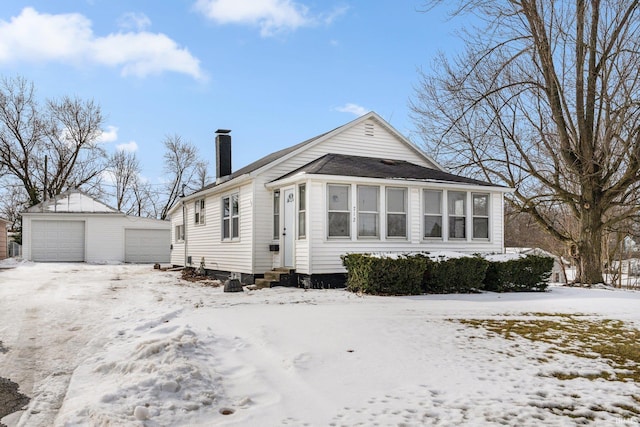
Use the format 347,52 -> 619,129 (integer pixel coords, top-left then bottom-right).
182,200 -> 188,267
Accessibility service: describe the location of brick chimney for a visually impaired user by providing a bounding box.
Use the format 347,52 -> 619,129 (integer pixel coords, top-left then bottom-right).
215,129 -> 232,182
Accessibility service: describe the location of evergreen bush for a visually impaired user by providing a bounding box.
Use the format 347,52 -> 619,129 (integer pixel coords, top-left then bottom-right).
483,255 -> 553,292
422,256 -> 489,293
341,253 -> 427,295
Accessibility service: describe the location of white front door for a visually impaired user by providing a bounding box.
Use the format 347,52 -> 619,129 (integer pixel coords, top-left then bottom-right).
283,188 -> 295,267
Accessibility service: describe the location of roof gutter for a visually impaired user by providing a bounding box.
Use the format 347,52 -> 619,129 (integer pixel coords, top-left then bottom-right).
266,173 -> 513,193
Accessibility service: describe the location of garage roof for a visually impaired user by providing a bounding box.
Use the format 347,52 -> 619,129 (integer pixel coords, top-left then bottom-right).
23,190 -> 119,214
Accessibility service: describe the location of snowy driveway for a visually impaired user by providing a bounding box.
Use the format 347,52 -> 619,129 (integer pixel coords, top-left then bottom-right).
0,262 -> 639,426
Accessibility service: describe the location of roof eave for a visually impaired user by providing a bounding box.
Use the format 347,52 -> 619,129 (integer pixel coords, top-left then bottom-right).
267,173 -> 513,192
167,174 -> 253,215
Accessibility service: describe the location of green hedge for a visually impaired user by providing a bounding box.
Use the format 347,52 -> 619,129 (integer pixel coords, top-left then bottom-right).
341,253 -> 427,295
342,253 -> 554,296
422,256 -> 489,294
483,255 -> 553,292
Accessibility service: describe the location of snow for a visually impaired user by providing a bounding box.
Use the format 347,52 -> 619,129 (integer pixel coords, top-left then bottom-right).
1,261 -> 639,426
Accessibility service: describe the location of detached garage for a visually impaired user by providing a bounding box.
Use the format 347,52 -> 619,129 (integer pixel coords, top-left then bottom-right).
22,190 -> 170,264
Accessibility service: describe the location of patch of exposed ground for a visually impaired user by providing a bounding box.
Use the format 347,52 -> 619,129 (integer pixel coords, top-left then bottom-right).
0,377 -> 29,427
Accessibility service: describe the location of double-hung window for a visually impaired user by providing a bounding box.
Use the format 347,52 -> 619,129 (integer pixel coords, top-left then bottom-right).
448,191 -> 466,239
298,184 -> 306,239
194,199 -> 205,225
175,224 -> 184,242
358,185 -> 379,238
423,189 -> 442,238
273,191 -> 280,240
222,194 -> 239,240
328,184 -> 350,238
386,187 -> 407,238
472,193 -> 489,239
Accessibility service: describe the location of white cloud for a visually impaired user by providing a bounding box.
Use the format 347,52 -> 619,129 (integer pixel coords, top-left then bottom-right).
0,7 -> 204,80
116,141 -> 138,152
194,0 -> 345,37
335,103 -> 368,117
97,126 -> 119,143
117,12 -> 152,31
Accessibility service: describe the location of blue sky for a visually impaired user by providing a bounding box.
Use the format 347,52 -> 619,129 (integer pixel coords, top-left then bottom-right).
0,1 -> 463,184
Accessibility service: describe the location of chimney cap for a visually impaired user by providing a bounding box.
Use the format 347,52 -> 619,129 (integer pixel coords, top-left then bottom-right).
215,129 -> 231,134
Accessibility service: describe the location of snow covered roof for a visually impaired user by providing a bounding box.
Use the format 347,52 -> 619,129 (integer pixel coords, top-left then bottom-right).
22,190 -> 119,214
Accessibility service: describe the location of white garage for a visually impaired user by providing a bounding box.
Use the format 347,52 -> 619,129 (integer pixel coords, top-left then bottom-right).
125,229 -> 171,263
31,220 -> 85,262
22,190 -> 170,264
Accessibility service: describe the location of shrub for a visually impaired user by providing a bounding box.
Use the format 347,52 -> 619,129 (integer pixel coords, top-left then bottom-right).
483,255 -> 553,292
341,253 -> 427,295
422,256 -> 489,293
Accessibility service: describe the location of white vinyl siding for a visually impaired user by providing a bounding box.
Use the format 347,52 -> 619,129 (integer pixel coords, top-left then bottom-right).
170,183 -> 254,273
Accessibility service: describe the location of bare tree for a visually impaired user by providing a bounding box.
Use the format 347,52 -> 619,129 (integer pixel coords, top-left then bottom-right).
158,134 -> 206,220
0,76 -> 107,206
107,149 -> 141,213
412,1 -> 640,284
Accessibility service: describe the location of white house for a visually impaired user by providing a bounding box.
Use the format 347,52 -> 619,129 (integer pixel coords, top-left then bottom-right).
169,112 -> 511,287
22,190 -> 170,263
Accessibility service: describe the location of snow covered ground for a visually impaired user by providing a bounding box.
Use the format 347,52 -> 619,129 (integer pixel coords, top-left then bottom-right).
0,261 -> 639,426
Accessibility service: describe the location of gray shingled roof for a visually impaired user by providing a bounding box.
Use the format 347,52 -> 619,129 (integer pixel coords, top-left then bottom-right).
272,153 -> 498,186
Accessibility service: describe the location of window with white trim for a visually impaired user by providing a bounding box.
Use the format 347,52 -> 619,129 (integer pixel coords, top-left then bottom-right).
358,185 -> 379,238
273,190 -> 280,240
175,224 -> 184,242
472,193 -> 490,239
298,184 -> 306,239
386,187 -> 407,238
194,199 -> 205,225
328,184 -> 350,238
423,189 -> 442,238
448,191 -> 466,239
222,194 -> 239,240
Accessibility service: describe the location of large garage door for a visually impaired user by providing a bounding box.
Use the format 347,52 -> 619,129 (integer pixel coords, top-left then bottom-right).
125,229 -> 170,263
31,220 -> 85,262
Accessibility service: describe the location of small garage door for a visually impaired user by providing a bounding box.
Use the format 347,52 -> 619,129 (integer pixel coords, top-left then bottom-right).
31,220 -> 85,262
125,229 -> 170,263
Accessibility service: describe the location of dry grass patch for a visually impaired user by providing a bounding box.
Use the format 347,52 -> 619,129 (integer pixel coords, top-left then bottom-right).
459,313 -> 640,382
457,313 -> 640,421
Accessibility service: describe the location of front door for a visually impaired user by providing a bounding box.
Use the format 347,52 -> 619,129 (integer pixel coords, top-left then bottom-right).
283,188 -> 295,267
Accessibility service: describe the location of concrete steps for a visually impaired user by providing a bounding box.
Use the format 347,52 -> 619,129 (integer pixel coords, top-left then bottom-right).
253,268 -> 295,288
